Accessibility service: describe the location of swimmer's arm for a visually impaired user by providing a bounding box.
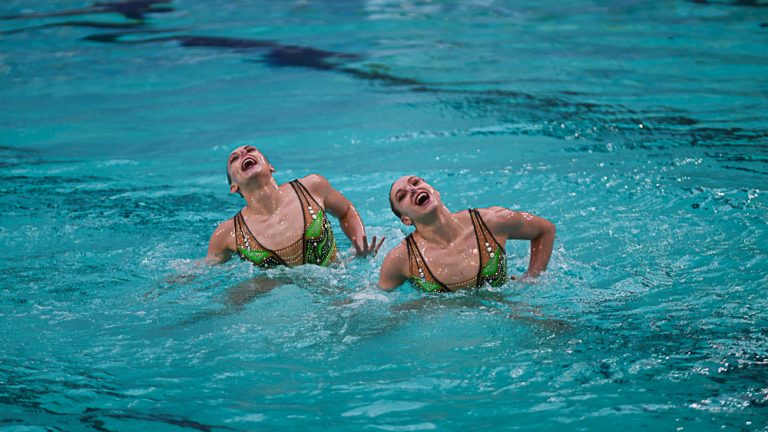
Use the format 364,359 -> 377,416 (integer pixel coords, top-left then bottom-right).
485,207 -> 555,278
149,220 -> 233,291
304,174 -> 384,257
205,219 -> 235,265
378,243 -> 409,291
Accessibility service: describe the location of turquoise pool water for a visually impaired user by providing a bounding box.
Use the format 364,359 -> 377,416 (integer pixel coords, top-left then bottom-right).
1,0 -> 767,430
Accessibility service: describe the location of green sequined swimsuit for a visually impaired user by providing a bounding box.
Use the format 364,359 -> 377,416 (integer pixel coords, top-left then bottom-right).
406,208 -> 507,292
234,180 -> 337,268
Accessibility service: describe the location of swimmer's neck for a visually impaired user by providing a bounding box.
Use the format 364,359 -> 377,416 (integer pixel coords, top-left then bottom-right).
241,177 -> 284,216
413,205 -> 464,246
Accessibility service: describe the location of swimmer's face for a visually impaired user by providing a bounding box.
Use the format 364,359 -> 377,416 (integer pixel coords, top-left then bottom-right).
226,145 -> 274,193
389,175 -> 441,225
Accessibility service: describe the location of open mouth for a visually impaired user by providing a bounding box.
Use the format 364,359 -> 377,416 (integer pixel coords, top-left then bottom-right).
241,157 -> 257,171
414,191 -> 430,206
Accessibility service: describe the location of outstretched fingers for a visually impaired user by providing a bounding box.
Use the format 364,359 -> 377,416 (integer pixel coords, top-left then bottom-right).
353,235 -> 386,257
373,236 -> 385,255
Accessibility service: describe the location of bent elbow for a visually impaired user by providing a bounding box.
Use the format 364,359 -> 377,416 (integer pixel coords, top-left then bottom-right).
377,279 -> 398,291
547,220 -> 556,236
537,219 -> 555,240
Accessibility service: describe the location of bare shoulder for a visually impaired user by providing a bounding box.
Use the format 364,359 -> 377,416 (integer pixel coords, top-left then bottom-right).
378,240 -> 410,290
478,206 -> 555,240
381,240 -> 410,275
383,240 -> 409,264
215,217 -> 235,233
206,217 -> 237,264
299,173 -> 330,193
476,206 -> 511,224
209,217 -> 236,251
476,206 -> 521,236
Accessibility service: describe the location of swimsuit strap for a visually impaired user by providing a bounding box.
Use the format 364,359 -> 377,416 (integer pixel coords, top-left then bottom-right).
234,211 -> 258,251
289,179 -> 337,266
406,233 -> 449,292
234,211 -> 266,251
406,210 -> 504,292
405,234 -> 420,279
288,180 -> 312,234
468,209 -> 485,286
233,210 -> 287,266
470,208 -> 508,287
472,208 -> 504,250
289,179 -> 319,265
293,179 -> 319,205
291,180 -> 325,213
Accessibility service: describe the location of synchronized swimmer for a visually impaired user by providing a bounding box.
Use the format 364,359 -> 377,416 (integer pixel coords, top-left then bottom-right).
207,145 -> 555,291
206,145 -> 383,267
379,176 -> 555,292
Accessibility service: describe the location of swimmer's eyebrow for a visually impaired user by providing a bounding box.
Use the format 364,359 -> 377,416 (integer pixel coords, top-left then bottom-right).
394,178 -> 415,201
228,147 -> 257,164
395,189 -> 405,201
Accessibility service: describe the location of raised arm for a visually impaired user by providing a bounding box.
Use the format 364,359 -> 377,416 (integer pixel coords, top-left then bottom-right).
483,207 -> 555,278
303,174 -> 384,257
206,219 -> 235,265
378,242 -> 409,290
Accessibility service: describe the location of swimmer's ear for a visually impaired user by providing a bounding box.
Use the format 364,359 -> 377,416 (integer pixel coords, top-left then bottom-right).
229,184 -> 239,195
269,164 -> 276,173
401,216 -> 413,226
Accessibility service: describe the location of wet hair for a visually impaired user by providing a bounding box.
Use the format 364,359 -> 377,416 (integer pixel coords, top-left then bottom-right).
388,181 -> 402,219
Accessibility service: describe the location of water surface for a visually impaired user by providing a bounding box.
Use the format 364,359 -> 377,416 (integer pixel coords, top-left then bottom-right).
1,0 -> 767,430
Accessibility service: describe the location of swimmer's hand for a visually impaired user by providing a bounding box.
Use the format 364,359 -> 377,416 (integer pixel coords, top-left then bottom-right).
515,274 -> 544,284
353,235 -> 385,257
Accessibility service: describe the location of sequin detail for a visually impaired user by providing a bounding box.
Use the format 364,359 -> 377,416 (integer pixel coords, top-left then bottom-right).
406,208 -> 507,292
234,179 -> 337,268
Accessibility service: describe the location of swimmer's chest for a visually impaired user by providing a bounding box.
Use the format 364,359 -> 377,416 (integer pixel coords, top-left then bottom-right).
240,197 -> 307,249
419,233 -> 482,284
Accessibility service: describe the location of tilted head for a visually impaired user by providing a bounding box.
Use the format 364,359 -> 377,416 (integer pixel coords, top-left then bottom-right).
225,145 -> 275,196
388,175 -> 441,225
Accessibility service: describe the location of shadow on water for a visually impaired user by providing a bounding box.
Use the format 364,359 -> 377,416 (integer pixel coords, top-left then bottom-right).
0,0 -> 171,34
1,0 -> 174,21
4,1 -> 768,154
75,29 -> 768,156
83,31 -> 361,70
0,20 -> 146,35
0,356 -> 235,430
689,0 -> 768,7
0,357 -> 152,415
384,287 -> 574,340
79,408 -> 237,432
81,35 -> 768,155
171,275 -> 291,327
